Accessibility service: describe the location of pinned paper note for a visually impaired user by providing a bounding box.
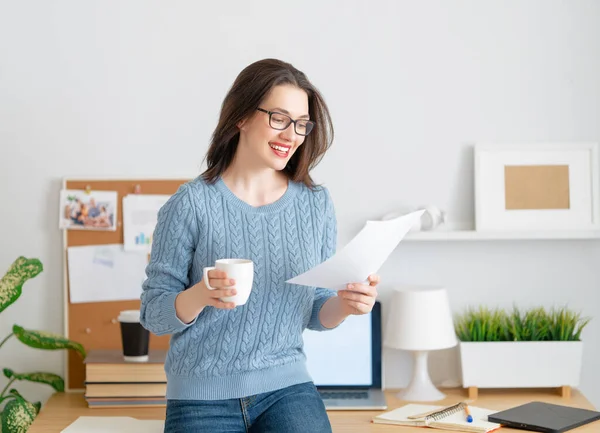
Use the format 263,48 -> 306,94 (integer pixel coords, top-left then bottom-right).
123,194 -> 172,252
286,210 -> 424,290
67,244 -> 148,303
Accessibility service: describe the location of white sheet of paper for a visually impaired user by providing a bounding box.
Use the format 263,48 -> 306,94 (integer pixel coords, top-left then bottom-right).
286,210 -> 424,290
67,244 -> 148,303
123,194 -> 171,252
61,416 -> 164,433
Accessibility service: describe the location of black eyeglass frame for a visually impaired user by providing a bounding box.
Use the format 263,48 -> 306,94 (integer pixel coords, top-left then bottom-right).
256,108 -> 315,136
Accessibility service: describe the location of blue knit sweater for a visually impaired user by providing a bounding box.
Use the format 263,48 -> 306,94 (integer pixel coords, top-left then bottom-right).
140,176 -> 338,400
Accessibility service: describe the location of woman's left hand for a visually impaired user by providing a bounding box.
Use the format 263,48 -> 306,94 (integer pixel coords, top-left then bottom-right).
337,274 -> 379,316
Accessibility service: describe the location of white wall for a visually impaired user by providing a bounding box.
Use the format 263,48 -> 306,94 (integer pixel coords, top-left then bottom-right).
1,0 -> 599,408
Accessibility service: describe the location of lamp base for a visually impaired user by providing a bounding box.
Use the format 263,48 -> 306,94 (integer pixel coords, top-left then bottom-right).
396,350 -> 446,402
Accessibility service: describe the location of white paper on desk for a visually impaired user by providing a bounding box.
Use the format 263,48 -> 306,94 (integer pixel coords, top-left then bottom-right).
61,416 -> 163,433
286,210 -> 424,291
67,244 -> 148,303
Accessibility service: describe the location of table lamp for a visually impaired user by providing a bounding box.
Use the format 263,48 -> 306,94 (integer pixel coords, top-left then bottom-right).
384,286 -> 457,401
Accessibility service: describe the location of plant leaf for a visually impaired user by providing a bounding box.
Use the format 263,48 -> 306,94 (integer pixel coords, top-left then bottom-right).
3,369 -> 14,379
1,397 -> 38,433
9,389 -> 23,398
12,325 -> 86,358
9,371 -> 64,392
0,257 -> 43,314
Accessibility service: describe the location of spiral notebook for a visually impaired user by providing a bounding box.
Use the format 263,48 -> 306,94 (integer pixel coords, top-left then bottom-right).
372,402 -> 501,433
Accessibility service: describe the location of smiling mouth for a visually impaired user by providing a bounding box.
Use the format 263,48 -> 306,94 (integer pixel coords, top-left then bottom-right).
269,143 -> 290,157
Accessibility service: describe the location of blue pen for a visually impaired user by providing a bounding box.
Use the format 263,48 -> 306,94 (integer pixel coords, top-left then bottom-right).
464,404 -> 473,423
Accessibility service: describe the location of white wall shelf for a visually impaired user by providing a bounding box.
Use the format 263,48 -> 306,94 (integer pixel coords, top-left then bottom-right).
404,230 -> 600,241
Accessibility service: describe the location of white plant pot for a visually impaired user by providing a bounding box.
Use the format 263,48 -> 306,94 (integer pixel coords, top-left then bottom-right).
460,341 -> 583,388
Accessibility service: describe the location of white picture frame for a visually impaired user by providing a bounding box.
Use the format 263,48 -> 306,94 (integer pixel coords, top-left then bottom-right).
474,142 -> 600,231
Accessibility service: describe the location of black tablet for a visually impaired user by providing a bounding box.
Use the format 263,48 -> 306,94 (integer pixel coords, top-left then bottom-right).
488,401 -> 600,433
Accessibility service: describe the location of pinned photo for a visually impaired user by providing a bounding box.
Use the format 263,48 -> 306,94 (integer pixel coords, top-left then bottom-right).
59,189 -> 118,231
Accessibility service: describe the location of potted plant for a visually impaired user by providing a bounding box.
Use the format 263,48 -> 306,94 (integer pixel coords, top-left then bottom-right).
455,306 -> 590,398
0,257 -> 86,433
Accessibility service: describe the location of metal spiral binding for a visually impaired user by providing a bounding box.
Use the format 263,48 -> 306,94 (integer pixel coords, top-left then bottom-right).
424,402 -> 467,423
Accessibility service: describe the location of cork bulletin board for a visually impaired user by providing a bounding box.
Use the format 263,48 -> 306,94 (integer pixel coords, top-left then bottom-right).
62,178 -> 188,390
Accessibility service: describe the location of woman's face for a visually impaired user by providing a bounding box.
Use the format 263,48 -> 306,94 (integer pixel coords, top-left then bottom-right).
239,84 -> 309,172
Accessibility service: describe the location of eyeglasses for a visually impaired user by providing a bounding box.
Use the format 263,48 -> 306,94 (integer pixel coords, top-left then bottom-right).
257,108 -> 315,136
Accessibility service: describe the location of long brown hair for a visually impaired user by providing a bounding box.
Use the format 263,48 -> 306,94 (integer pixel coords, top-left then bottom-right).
201,59 -> 334,188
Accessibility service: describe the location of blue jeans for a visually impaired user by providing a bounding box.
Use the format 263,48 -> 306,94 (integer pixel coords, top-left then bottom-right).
164,381 -> 332,433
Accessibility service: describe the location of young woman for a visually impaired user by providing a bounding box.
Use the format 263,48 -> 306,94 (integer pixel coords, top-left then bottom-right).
140,58 -> 379,433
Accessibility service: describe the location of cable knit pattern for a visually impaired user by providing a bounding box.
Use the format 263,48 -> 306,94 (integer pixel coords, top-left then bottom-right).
295,188 -> 323,329
214,204 -> 244,374
261,214 -> 282,358
279,206 -> 304,347
246,213 -> 264,371
140,176 -> 338,400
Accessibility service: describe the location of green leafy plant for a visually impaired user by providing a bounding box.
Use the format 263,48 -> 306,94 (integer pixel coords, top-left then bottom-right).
0,257 -> 86,433
455,305 -> 591,342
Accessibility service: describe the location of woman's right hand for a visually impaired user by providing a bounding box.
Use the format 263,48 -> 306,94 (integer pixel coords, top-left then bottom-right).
192,269 -> 237,310
174,269 -> 237,324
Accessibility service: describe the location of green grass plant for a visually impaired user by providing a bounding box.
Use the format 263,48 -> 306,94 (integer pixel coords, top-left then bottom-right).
455,305 -> 590,342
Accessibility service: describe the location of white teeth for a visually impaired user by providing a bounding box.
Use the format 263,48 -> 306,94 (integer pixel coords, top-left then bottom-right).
269,144 -> 289,153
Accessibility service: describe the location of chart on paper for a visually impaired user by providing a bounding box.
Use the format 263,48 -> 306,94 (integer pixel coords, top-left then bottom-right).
122,194 -> 171,252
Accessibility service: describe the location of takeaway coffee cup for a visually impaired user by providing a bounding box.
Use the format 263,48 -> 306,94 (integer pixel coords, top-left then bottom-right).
203,259 -> 254,306
118,310 -> 150,362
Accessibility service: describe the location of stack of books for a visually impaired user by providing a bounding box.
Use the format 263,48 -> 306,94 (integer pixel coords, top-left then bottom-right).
84,349 -> 167,408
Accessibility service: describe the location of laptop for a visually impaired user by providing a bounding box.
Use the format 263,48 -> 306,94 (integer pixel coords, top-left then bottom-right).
303,301 -> 387,410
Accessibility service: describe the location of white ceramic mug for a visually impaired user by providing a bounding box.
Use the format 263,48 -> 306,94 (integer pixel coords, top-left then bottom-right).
203,259 -> 254,306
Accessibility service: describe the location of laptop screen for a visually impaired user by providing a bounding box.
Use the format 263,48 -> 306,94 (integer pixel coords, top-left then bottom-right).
302,305 -> 376,387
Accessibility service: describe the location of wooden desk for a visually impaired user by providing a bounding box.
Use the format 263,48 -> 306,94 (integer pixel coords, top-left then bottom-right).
28,388 -> 597,432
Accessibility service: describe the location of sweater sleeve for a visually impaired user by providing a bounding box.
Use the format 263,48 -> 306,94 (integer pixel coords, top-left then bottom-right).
307,187 -> 340,331
140,184 -> 199,336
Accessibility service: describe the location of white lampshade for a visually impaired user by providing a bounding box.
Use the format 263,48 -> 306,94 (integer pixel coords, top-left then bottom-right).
384,286 -> 457,351
384,286 -> 457,402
